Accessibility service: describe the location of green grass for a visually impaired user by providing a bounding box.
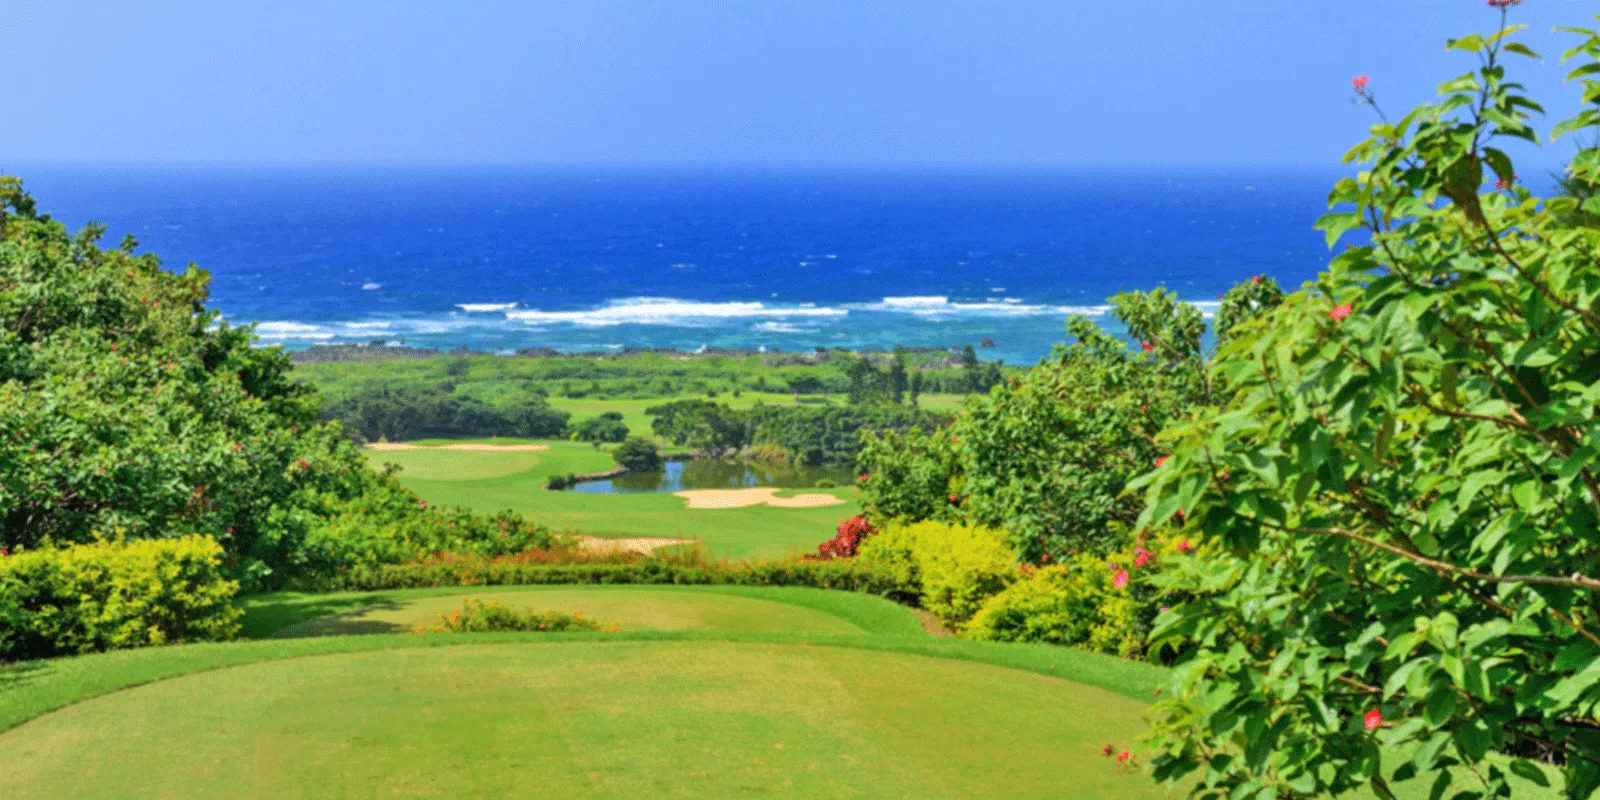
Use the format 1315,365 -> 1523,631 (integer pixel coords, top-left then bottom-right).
0,639 -> 1161,799
239,585 -> 926,639
369,441 -> 858,558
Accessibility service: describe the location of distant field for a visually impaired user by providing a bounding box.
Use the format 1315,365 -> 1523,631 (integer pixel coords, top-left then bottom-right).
366,441 -> 858,558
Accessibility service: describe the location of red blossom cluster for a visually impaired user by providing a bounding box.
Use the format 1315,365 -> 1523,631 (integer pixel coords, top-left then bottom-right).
812,514 -> 877,559
1330,303 -> 1353,321
1487,0 -> 1522,7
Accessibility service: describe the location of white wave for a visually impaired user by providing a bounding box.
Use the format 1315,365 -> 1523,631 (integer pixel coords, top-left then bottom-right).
505,297 -> 847,327
753,321 -> 814,334
254,321 -> 334,340
860,296 -> 1109,318
361,282 -> 381,290
344,321 -> 391,330
456,302 -> 518,313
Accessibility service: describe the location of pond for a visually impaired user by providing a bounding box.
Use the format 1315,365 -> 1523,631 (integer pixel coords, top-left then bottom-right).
571,459 -> 857,494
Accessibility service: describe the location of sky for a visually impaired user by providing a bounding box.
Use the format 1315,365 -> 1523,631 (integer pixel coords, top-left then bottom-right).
0,1 -> 1595,166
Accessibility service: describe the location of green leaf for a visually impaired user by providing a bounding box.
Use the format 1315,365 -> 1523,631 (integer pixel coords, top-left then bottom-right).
1447,34 -> 1485,53
1508,759 -> 1550,787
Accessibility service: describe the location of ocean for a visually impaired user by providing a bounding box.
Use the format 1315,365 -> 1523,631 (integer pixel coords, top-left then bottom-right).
13,165 -> 1342,365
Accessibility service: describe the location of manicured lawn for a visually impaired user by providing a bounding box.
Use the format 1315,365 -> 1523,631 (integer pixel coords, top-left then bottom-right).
0,639 -> 1162,799
241,585 -> 925,639
367,441 -> 858,558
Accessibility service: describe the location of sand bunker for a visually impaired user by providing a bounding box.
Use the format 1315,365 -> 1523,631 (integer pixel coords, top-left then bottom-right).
674,488 -> 845,510
364,442 -> 550,452
579,536 -> 694,554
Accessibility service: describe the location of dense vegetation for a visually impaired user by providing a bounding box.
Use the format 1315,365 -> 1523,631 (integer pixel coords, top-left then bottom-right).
647,398 -> 952,464
0,176 -> 560,604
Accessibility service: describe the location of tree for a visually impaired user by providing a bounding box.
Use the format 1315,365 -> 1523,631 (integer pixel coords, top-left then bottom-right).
1137,13 -> 1600,798
572,411 -> 629,443
614,437 -> 662,472
889,347 -> 910,404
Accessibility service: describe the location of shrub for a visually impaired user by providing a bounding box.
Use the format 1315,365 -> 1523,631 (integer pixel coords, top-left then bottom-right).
858,520 -> 1014,630
299,479 -> 569,573
812,515 -> 875,559
412,596 -> 616,634
1135,12 -> 1600,798
966,547 -> 1154,658
572,412 -> 628,443
855,523 -> 921,595
614,437 -> 662,472
813,478 -> 837,488
0,536 -> 241,660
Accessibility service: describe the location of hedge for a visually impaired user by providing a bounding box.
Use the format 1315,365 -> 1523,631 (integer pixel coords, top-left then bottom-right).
297,556 -> 918,602
0,536 -> 242,661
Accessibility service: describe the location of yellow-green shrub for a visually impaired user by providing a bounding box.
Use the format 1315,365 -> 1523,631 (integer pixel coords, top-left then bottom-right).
859,520 -> 1014,630
966,547 -> 1154,657
0,535 -> 241,660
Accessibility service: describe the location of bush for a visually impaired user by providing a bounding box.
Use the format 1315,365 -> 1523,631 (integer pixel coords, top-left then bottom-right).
813,478 -> 837,488
966,547 -> 1154,657
856,520 -> 1014,629
299,479 -> 568,574
614,437 -> 662,472
1135,13 -> 1600,797
412,596 -> 616,634
572,412 -> 628,443
0,536 -> 241,660
811,515 -> 875,559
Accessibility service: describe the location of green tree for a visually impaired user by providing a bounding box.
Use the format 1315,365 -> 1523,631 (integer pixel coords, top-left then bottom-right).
1137,13 -> 1600,798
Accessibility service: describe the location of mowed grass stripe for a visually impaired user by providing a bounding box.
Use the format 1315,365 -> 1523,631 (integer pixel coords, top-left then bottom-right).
240,585 -> 928,639
0,641 -> 1162,799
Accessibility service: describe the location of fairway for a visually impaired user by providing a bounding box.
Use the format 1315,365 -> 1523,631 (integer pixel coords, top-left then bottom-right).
0,640 -> 1160,799
368,441 -> 858,558
244,585 -> 919,638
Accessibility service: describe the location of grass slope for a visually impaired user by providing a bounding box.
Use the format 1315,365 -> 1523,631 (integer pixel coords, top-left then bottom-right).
239,585 -> 925,639
370,442 -> 858,558
0,639 -> 1162,799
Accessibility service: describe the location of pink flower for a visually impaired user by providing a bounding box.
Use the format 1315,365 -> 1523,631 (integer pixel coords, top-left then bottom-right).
1330,303 -> 1352,321
1134,547 -> 1150,568
1252,275 -> 1262,284
1495,175 -> 1516,190
1113,569 -> 1130,590
1352,75 -> 1369,91
1364,709 -> 1383,730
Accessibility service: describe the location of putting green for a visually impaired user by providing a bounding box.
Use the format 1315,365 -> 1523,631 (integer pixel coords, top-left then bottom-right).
265,587 -> 872,638
0,641 -> 1160,799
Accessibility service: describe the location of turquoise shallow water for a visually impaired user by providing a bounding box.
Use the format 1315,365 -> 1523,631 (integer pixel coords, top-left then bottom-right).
15,165 -> 1338,364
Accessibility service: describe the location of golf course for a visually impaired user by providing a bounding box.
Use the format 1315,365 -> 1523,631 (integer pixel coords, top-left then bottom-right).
364,439 -> 862,558
0,584 -> 1168,799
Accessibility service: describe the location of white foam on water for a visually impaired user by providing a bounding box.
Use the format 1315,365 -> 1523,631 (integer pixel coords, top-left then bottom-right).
361,282 -> 381,290
753,321 -> 814,333
254,321 -> 334,340
456,302 -> 518,313
505,297 -> 847,327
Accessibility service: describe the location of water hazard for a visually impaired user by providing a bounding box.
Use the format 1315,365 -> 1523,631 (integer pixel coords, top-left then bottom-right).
571,459 -> 856,494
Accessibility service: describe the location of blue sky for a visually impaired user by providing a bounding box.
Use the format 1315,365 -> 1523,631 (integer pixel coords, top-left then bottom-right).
0,1 -> 1593,165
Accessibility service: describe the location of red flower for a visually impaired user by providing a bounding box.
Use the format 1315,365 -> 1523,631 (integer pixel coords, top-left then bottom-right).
948,494 -> 959,503
1330,303 -> 1352,321
1178,538 -> 1193,553
0,549 -> 8,557
1040,551 -> 1050,563
226,527 -> 234,534
1252,274 -> 1262,284
1101,745 -> 1114,758
1154,456 -> 1167,468
1142,341 -> 1155,352
858,473 -> 869,482
1113,569 -> 1130,590
1116,750 -> 1131,763
1364,709 -> 1383,730
1495,175 -> 1516,190
1133,547 -> 1150,568
1351,75 -> 1369,91
233,444 -> 243,451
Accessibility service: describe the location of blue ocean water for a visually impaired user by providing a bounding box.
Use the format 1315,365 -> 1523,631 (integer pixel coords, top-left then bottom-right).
15,165 -> 1341,365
